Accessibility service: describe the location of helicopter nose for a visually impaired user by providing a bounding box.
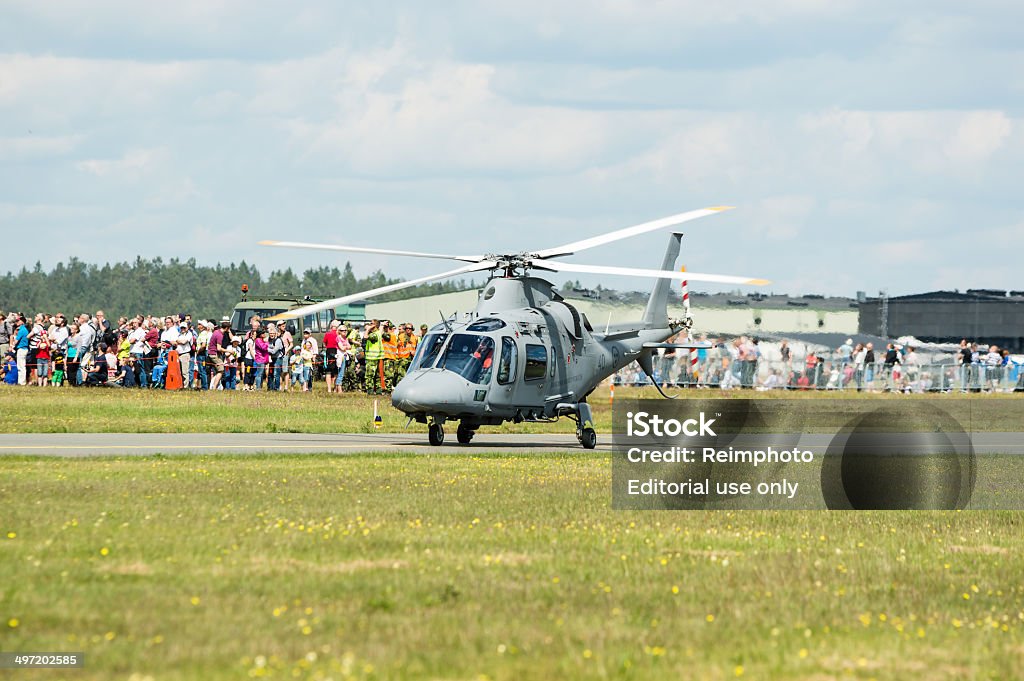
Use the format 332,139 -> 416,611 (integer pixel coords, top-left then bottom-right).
392,371 -> 473,414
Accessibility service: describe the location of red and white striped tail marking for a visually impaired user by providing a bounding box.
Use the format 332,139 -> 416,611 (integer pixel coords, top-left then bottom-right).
681,266 -> 697,379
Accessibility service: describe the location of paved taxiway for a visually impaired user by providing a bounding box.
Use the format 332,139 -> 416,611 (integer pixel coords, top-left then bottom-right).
0,432 -> 1020,457
0,432 -> 612,456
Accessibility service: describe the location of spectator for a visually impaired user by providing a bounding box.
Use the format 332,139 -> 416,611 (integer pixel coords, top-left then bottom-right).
267,325 -> 284,391
35,331 -> 51,387
289,346 -> 303,390
173,320 -> 194,389
151,344 -> 170,388
336,326 -> 351,393
253,329 -> 270,390
224,336 -> 241,390
128,319 -> 149,387
277,322 -> 294,390
0,311 -> 12,358
984,345 -> 1002,392
323,320 -> 340,393
207,318 -> 229,391
195,320 -> 212,390
27,313 -> 46,384
48,313 -> 70,357
84,343 -> 110,386
300,329 -> 318,391
300,336 -> 316,391
2,351 -> 18,385
13,315 -> 29,386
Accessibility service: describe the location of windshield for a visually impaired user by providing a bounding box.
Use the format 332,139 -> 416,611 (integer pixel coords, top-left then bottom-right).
439,333 -> 495,384
410,333 -> 448,371
232,308 -> 285,330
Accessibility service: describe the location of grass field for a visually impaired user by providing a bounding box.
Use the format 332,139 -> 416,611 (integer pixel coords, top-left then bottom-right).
1,384 -> 1021,435
2,453 -> 1023,680
2,389 -> 1022,678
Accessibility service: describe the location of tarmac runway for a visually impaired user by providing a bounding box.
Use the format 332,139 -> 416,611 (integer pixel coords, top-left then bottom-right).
0,432 -> 610,457
0,432 -> 1020,457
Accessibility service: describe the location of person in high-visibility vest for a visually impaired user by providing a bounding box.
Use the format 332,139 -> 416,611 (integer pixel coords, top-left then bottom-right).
363,319 -> 384,394
381,321 -> 398,393
395,322 -> 417,385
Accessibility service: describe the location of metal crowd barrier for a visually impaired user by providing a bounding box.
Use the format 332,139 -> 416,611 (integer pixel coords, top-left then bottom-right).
623,353 -> 1024,393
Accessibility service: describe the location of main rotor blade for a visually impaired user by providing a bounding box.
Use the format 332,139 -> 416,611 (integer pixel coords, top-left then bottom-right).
258,240 -> 486,263
265,261 -> 496,322
533,206 -> 733,259
543,260 -> 769,286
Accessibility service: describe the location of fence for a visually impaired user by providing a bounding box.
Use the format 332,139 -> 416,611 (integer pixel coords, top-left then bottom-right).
616,350 -> 1024,393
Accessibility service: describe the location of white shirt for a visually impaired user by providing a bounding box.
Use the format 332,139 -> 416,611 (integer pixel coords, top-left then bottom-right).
160,327 -> 180,347
128,328 -> 148,354
175,327 -> 193,355
48,325 -> 70,350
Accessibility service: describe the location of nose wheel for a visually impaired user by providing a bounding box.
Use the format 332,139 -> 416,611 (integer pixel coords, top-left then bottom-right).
578,427 -> 597,449
428,421 -> 444,446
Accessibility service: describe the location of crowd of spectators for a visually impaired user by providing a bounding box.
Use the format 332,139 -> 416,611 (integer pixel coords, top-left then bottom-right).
3,307 -> 1020,394
0,309 -> 424,394
622,335 -> 1023,393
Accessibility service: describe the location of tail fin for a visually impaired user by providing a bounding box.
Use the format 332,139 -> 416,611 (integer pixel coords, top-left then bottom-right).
642,232 -> 682,328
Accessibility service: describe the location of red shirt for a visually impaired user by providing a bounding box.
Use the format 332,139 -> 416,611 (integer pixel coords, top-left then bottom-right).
323,329 -> 339,350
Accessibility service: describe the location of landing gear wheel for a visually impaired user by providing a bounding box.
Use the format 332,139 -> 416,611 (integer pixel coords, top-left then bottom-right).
456,425 -> 475,445
428,422 -> 445,446
579,427 -> 597,450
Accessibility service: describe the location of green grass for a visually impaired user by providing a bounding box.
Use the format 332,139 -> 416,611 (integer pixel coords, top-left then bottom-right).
1,385 -> 1021,435
2,453 -> 1023,680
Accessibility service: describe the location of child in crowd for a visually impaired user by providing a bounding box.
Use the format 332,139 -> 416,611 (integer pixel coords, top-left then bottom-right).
35,334 -> 51,387
300,341 -> 316,391
50,348 -> 65,386
223,338 -> 241,390
289,347 -> 303,391
2,352 -> 17,385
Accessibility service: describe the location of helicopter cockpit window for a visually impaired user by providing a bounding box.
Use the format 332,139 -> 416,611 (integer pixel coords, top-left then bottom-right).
410,333 -> 447,371
439,334 -> 495,384
483,286 -> 496,300
466,318 -> 506,332
498,337 -> 517,385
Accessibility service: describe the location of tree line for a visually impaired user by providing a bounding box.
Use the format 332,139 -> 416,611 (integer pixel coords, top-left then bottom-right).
0,258 -> 474,320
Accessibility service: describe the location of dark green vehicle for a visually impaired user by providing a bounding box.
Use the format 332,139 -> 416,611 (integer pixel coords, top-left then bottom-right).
230,295 -> 337,341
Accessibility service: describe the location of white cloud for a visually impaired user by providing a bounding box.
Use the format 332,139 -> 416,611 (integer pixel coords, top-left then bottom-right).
944,111 -> 1012,163
284,52 -> 611,177
77,147 -> 168,177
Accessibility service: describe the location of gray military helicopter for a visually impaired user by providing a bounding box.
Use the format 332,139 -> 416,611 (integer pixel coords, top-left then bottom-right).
260,207 -> 768,448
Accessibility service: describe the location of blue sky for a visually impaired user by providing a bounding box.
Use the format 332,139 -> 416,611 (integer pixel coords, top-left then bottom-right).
1,1 -> 1020,297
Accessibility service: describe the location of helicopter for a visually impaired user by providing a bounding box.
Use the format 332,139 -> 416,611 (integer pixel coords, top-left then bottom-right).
259,206 -> 768,448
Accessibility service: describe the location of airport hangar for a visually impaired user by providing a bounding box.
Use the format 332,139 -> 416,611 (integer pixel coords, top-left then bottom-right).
859,290 -> 1024,352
